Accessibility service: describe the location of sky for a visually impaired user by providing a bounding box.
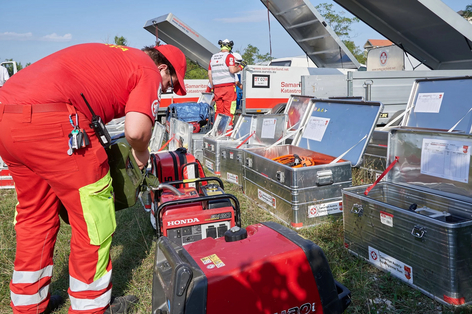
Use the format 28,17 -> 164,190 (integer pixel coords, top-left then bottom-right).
1,0 -> 470,67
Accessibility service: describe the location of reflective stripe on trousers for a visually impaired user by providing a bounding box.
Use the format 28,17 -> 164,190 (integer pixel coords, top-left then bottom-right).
70,290 -> 112,311
69,270 -> 112,311
11,286 -> 49,307
10,266 -> 53,306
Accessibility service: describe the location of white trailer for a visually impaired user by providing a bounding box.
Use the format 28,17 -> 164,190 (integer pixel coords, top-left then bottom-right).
301,69 -> 472,125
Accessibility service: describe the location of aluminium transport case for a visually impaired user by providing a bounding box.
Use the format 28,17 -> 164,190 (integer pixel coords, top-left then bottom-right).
362,76 -> 472,179
243,99 -> 383,228
201,114 -> 231,174
343,128 -> 472,306
219,114 -> 287,186
203,114 -> 286,176
152,222 -> 351,314
220,95 -> 313,187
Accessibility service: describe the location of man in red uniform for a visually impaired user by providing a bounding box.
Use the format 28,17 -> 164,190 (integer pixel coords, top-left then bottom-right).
208,39 -> 246,125
0,43 -> 187,314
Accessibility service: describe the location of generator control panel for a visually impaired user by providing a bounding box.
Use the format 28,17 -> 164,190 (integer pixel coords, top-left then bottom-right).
167,221 -> 231,246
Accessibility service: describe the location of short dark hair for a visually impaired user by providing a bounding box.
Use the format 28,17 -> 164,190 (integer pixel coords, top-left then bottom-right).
142,46 -> 176,76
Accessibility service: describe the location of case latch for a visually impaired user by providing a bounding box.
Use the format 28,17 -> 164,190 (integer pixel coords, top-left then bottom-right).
276,171 -> 285,183
245,157 -> 253,168
316,170 -> 334,186
411,225 -> 426,239
350,203 -> 363,216
221,151 -> 226,159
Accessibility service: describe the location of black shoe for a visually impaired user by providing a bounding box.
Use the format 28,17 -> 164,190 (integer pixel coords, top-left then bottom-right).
104,295 -> 138,314
41,294 -> 64,314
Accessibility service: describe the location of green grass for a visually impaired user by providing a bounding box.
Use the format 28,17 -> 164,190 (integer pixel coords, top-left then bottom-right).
1,168 -> 472,313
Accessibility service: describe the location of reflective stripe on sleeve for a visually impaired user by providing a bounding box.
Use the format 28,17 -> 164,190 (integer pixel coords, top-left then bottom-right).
70,270 -> 112,292
70,288 -> 112,311
12,265 -> 53,284
11,284 -> 49,306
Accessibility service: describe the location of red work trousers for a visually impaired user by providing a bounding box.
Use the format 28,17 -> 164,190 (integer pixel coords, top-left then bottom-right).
213,84 -> 236,125
0,104 -> 114,314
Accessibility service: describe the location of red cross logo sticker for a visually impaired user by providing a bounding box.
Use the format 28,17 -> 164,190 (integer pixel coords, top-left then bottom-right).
380,51 -> 387,65
370,250 -> 378,260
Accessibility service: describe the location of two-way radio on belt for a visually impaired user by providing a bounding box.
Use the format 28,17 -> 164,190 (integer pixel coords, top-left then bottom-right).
80,93 -> 111,148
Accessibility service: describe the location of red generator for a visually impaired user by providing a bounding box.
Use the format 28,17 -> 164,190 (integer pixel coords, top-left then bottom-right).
152,222 -> 351,314
154,178 -> 240,247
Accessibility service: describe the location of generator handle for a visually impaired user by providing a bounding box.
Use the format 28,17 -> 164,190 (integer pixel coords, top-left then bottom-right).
156,194 -> 241,238
335,280 -> 352,312
154,176 -> 225,190
155,184 -> 184,196
157,237 -> 193,314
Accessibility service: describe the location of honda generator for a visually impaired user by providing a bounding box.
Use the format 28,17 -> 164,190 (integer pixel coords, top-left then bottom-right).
152,221 -> 351,314
153,177 -> 240,246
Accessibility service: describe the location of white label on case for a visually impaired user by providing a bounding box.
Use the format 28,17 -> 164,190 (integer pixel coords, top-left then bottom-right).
308,201 -> 342,218
205,159 -> 214,171
258,189 -> 276,208
226,172 -> 239,184
421,138 -> 470,183
368,246 -> 413,284
229,152 -> 234,159
380,211 -> 393,227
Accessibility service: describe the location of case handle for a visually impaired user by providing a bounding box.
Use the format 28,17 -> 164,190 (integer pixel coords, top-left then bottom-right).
276,171 -> 285,183
316,170 -> 333,186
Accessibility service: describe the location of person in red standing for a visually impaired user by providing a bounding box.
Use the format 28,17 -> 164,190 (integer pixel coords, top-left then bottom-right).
0,43 -> 187,314
208,39 -> 246,126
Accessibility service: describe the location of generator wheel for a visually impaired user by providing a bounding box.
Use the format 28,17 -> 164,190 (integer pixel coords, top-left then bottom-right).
268,103 -> 286,114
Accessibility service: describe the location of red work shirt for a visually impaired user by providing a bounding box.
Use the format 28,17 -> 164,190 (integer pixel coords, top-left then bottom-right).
0,43 -> 162,124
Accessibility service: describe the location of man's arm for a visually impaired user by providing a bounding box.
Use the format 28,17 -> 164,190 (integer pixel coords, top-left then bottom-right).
124,111 -> 152,169
228,65 -> 241,74
208,69 -> 213,87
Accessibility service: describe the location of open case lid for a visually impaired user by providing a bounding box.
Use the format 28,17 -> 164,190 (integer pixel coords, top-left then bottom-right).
106,117 -> 125,137
207,114 -> 232,137
333,0 -> 472,70
143,13 -> 219,69
387,128 -> 472,201
149,122 -> 167,152
198,92 -> 214,106
284,95 -> 314,131
261,0 -> 360,69
293,99 -> 383,167
231,114 -> 258,141
169,118 -> 193,151
250,114 -> 287,146
402,76 -> 472,133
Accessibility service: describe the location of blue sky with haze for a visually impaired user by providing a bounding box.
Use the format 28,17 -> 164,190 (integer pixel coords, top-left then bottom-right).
1,0 -> 470,66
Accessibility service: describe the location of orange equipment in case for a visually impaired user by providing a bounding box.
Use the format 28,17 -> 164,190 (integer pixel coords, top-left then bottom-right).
272,154 -> 315,168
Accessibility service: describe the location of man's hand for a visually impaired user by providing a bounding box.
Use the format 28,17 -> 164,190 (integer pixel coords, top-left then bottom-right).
132,148 -> 149,170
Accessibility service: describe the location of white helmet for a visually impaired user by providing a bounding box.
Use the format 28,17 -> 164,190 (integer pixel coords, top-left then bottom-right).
218,39 -> 234,51
232,52 -> 243,63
